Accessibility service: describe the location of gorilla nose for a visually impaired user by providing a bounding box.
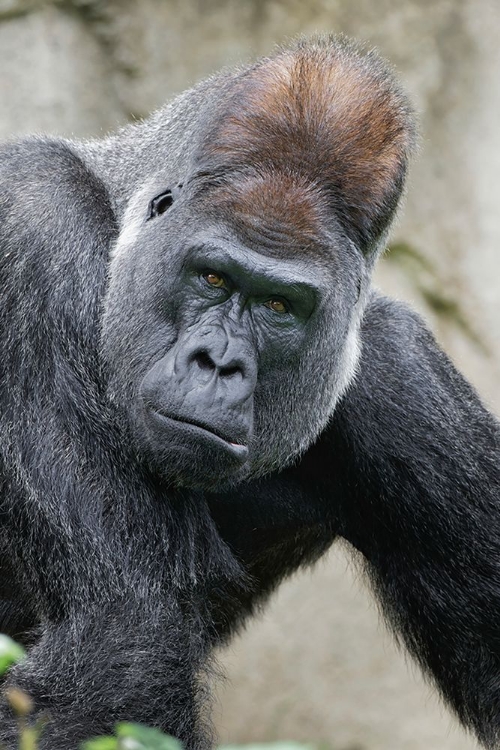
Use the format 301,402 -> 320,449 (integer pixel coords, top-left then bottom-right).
173,326 -> 258,406
192,349 -> 244,380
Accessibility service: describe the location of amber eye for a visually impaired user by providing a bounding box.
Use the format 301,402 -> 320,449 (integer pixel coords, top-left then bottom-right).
204,272 -> 226,289
265,299 -> 288,314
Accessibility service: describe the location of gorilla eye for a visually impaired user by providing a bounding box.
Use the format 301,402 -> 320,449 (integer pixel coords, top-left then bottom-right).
203,272 -> 226,289
148,190 -> 174,219
265,299 -> 288,314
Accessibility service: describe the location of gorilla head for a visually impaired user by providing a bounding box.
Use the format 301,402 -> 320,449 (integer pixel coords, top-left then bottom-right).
101,39 -> 415,489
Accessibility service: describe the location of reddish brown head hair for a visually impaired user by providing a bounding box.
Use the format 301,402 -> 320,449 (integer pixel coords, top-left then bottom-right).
193,36 -> 416,256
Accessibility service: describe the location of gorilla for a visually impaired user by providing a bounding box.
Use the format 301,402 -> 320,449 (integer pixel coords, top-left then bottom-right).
0,34 -> 500,750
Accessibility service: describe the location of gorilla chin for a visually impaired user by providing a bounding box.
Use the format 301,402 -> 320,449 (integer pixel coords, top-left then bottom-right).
141,405 -> 251,488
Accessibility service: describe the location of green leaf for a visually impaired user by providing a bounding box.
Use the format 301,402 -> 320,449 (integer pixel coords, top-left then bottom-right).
116,724 -> 183,750
81,737 -> 119,750
0,634 -> 26,675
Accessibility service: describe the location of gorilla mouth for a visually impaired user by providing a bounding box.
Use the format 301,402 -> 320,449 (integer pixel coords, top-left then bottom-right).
150,409 -> 249,460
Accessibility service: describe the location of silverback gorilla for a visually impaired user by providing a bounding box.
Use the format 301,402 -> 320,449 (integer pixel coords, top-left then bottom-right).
0,35 -> 499,749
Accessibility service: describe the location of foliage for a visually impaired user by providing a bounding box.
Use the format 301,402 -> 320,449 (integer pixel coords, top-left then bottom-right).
82,736 -> 314,750
82,723 -> 184,750
0,634 -> 25,675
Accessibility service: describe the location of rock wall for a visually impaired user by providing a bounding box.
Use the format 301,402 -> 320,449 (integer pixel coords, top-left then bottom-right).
2,1 -> 499,748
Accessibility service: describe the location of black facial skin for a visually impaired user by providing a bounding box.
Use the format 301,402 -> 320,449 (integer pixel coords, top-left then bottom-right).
102,181 -> 363,489
139,233 -> 322,480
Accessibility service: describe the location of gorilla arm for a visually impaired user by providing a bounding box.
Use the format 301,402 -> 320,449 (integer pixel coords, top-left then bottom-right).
309,292 -> 500,749
210,291 -> 500,749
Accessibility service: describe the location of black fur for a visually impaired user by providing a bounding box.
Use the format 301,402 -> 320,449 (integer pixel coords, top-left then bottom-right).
0,36 -> 499,750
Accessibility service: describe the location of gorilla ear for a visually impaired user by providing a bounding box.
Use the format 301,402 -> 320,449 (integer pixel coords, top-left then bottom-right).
197,37 -> 416,257
149,190 -> 173,219
148,184 -> 183,220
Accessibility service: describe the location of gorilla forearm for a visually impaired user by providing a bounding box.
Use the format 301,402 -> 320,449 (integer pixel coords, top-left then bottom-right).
205,293 -> 500,748
0,477 -> 221,745
0,601 -> 210,750
317,294 -> 500,747
0,447 -> 228,744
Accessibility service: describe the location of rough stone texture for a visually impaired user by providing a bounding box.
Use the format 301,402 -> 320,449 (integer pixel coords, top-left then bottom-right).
214,548 -> 477,750
0,0 -> 44,20
1,1 -> 499,748
0,5 -> 124,139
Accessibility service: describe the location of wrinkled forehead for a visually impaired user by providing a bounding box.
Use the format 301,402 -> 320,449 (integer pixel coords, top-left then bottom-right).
191,170 -> 337,260
111,170 -> 336,264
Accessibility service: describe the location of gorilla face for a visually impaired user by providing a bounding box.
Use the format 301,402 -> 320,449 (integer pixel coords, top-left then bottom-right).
101,175 -> 367,489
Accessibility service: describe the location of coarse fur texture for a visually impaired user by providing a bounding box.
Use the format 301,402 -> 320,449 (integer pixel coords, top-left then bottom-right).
0,34 -> 499,750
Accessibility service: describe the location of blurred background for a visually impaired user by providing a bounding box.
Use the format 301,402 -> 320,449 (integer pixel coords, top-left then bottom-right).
1,0 -> 499,748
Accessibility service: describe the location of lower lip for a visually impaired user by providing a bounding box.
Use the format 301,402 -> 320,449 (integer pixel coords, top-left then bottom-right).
149,410 -> 249,460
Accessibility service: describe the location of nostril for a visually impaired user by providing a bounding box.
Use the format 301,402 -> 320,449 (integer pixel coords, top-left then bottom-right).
194,351 -> 216,371
191,350 -> 243,378
220,364 -> 242,379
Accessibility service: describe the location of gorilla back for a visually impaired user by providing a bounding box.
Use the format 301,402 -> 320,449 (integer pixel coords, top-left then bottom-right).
1,35 -> 500,750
